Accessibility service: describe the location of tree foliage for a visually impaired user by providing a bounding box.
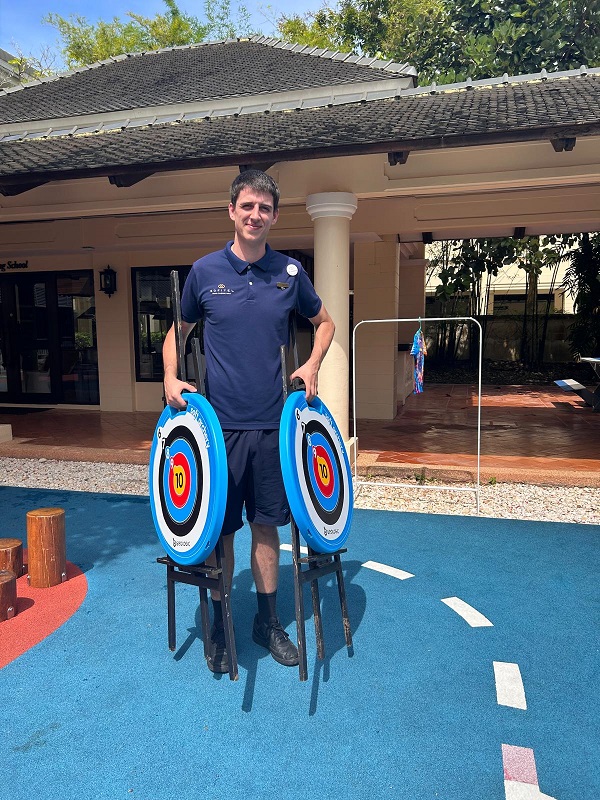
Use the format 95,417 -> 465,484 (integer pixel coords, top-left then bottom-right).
45,0 -> 208,68
41,0 -> 253,71
278,0 -> 600,83
0,45 -> 59,88
428,235 -> 580,366
563,233 -> 600,357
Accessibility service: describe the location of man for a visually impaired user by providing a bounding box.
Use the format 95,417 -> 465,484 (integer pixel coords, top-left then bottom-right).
163,170 -> 335,673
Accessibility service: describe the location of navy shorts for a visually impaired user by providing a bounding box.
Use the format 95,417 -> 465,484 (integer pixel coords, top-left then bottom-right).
221,429 -> 290,535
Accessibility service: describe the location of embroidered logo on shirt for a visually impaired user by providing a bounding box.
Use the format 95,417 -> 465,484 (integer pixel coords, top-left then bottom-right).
210,283 -> 235,295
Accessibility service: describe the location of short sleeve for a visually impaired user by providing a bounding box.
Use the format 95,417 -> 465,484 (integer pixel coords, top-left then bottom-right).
180,266 -> 203,324
295,265 -> 322,320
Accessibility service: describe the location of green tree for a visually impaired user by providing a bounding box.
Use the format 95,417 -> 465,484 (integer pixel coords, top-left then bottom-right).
45,0 -> 209,68
428,235 -> 578,368
430,238 -> 521,364
278,0 -> 600,83
514,235 -> 576,366
39,0 -> 253,71
1,44 -> 60,85
203,0 -> 253,40
279,0 -> 447,68
563,233 -> 600,358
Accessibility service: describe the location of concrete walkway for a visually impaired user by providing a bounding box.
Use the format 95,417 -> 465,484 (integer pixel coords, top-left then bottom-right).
0,384 -> 598,486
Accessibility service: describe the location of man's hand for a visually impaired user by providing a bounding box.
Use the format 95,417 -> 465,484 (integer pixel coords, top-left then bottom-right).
162,321 -> 198,409
164,375 -> 197,410
290,362 -> 319,402
289,304 -> 335,403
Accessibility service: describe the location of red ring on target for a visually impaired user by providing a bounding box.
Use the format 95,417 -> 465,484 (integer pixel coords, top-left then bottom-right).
169,452 -> 191,508
312,445 -> 335,498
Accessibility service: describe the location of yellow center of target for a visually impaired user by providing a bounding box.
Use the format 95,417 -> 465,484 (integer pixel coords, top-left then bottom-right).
172,464 -> 187,497
312,444 -> 335,498
316,455 -> 331,486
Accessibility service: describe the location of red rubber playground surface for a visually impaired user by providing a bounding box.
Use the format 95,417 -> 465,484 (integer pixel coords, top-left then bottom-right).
1,485 -> 598,800
0,556 -> 87,670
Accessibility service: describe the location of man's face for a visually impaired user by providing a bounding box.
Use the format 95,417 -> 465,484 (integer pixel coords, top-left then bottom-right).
228,188 -> 279,251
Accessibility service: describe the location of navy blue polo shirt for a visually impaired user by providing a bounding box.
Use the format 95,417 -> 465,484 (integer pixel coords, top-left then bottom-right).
180,242 -> 322,429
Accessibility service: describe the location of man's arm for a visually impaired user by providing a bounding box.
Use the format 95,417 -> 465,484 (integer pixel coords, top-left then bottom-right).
289,304 -> 335,402
163,321 -> 198,409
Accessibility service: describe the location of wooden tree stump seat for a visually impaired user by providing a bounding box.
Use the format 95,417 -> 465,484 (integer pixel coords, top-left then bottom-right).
0,570 -> 17,621
0,538 -> 24,578
26,508 -> 67,588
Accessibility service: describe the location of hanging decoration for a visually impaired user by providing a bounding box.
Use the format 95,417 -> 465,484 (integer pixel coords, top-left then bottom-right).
410,323 -> 427,394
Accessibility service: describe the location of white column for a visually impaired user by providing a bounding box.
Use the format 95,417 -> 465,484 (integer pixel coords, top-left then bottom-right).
306,192 -> 357,441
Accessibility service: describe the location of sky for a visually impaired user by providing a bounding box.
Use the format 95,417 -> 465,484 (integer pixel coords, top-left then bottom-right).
0,0 -> 327,65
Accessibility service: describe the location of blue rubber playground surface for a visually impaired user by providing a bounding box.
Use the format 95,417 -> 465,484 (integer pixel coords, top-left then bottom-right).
1,485 -> 598,800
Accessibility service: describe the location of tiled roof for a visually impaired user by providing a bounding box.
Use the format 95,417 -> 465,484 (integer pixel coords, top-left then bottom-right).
0,65 -> 598,188
0,37 -> 415,124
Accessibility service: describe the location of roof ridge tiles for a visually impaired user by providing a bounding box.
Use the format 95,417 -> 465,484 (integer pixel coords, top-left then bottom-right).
1,68 -> 598,183
0,36 -> 416,98
403,65 -> 600,98
1,65 -> 598,144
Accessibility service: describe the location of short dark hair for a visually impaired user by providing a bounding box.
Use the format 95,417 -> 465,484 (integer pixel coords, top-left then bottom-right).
230,170 -> 280,212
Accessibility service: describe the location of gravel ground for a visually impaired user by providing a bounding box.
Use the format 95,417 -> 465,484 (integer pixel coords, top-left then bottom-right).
1,457 -> 599,525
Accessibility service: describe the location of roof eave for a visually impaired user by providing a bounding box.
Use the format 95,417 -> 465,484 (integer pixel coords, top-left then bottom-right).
1,121 -> 599,193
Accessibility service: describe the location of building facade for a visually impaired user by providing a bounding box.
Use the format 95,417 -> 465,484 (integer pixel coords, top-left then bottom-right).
1,38 -> 599,439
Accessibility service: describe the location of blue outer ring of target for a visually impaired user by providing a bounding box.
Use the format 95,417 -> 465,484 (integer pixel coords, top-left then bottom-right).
279,391 -> 353,554
149,392 -> 228,566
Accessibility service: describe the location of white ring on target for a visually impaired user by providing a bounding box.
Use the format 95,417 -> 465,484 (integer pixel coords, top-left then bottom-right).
151,410 -> 211,554
292,404 -> 351,548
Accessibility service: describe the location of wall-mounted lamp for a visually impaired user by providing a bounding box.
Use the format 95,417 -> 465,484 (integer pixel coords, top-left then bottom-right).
99,266 -> 117,298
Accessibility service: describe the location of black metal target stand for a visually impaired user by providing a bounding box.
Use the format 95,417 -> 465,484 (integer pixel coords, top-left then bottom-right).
156,271 -> 238,681
281,325 -> 353,682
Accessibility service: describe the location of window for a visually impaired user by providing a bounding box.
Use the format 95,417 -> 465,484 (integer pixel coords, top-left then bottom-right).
132,266 -> 192,382
57,271 -> 98,403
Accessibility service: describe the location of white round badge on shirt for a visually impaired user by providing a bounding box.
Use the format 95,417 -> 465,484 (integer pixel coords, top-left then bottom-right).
286,264 -> 299,276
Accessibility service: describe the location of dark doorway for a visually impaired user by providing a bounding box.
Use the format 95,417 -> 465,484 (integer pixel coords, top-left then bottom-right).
0,270 -> 99,405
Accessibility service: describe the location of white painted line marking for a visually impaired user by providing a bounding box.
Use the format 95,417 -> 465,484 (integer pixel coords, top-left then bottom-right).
494,662 -> 527,709
362,560 -> 415,580
504,782 -> 557,800
441,596 -> 493,627
280,543 -> 308,555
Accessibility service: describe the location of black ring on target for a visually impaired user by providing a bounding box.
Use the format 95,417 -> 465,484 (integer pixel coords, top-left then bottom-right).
157,425 -> 203,537
301,419 -> 344,525
280,391 -> 353,553
149,392 -> 228,566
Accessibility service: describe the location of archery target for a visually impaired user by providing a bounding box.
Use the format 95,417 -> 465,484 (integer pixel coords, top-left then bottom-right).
149,393 -> 228,566
280,392 -> 353,553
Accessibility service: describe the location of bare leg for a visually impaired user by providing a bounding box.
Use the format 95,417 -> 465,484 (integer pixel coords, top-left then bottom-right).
250,522 -> 298,665
250,523 -> 279,594
207,533 -> 235,601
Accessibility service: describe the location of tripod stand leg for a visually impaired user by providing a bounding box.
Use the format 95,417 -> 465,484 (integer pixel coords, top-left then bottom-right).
334,553 -> 353,649
307,546 -> 325,660
198,582 -> 211,660
216,537 -> 238,681
167,563 -> 176,651
291,520 -> 308,681
310,576 -> 325,660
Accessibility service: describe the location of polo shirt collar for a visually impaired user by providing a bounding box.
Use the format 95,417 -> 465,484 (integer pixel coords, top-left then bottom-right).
225,241 -> 272,273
